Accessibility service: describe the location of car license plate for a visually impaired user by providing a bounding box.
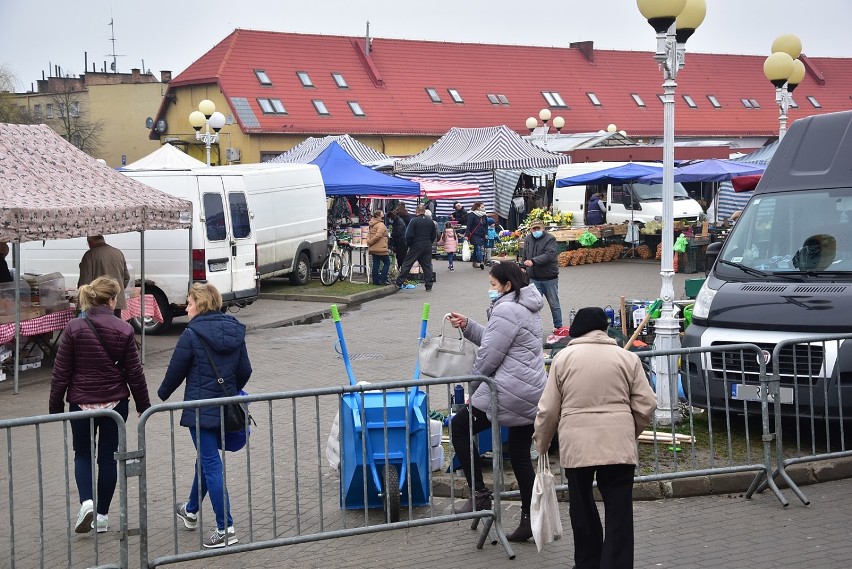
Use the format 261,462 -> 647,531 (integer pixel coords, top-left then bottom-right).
731,384 -> 794,404
208,261 -> 227,272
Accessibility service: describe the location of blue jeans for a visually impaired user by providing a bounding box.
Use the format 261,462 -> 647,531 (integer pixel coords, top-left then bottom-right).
371,254 -> 390,284
472,243 -> 484,263
186,427 -> 232,530
531,278 -> 563,328
70,399 -> 129,515
446,252 -> 455,268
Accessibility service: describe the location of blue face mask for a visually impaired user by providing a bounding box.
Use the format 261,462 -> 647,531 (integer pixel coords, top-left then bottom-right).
488,289 -> 501,302
532,230 -> 543,239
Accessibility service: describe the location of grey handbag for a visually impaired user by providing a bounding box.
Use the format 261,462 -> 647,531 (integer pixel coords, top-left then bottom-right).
419,313 -> 478,378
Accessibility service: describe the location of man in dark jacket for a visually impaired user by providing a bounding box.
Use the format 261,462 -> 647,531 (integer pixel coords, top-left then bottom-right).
79,235 -> 131,316
523,220 -> 567,335
393,205 -> 437,291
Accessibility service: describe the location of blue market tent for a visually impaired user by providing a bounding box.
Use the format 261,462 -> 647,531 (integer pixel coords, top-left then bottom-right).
639,159 -> 766,184
556,163 -> 663,186
311,142 -> 419,197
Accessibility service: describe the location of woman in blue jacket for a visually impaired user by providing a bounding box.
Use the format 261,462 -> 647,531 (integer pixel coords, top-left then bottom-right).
158,283 -> 252,549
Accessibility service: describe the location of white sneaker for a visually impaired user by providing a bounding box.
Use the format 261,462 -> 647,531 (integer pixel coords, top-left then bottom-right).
92,514 -> 108,533
74,500 -> 93,534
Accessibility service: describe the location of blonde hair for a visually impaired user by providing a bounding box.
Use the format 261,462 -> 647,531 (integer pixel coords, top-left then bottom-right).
78,276 -> 120,311
188,282 -> 223,313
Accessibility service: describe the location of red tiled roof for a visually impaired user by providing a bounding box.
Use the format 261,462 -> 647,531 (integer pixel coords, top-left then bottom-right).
168,29 -> 852,139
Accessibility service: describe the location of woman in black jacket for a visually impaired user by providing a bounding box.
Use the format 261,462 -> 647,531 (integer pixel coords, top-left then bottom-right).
391,203 -> 412,268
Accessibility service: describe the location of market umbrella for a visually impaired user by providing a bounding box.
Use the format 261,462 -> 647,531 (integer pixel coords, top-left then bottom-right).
639,159 -> 766,184
555,163 -> 663,186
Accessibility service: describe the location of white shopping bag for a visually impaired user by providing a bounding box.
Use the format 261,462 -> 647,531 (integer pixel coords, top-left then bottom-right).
461,240 -> 472,262
530,455 -> 562,551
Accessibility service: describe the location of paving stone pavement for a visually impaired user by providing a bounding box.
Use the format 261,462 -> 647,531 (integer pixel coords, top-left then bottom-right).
3,258 -> 851,568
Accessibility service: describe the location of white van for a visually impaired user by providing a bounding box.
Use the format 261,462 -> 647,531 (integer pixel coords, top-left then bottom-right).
553,162 -> 704,226
22,163 -> 326,333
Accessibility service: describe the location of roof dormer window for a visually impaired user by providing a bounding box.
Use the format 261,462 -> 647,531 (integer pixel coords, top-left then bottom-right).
332,72 -> 348,88
425,88 -> 442,103
254,70 -> 272,85
297,71 -> 314,88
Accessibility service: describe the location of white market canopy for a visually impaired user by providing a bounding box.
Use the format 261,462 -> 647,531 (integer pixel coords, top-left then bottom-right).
122,143 -> 206,170
0,124 -> 192,243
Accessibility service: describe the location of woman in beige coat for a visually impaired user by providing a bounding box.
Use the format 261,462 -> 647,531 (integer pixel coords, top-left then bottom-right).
533,307 -> 656,569
366,210 -> 390,285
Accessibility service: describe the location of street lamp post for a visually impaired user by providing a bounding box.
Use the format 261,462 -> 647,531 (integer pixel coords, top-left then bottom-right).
188,99 -> 226,166
637,0 -> 705,425
525,109 -> 565,147
763,34 -> 805,141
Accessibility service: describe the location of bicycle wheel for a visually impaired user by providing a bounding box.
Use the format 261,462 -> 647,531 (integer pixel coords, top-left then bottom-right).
338,249 -> 351,281
320,253 -> 341,285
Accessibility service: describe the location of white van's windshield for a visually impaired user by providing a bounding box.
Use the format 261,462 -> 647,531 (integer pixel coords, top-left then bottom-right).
719,188 -> 852,276
630,182 -> 691,201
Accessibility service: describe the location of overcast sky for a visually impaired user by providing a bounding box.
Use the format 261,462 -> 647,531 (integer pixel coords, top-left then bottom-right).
2,0 -> 851,90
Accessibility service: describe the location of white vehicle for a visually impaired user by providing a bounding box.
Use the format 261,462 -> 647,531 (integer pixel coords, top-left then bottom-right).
553,162 -> 704,226
22,163 -> 327,333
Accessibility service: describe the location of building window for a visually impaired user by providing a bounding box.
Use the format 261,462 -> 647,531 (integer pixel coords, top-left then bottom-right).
70,101 -> 80,117
332,72 -> 348,88
497,94 -> 510,105
312,100 -> 330,115
586,92 -> 602,106
542,91 -> 567,107
58,104 -> 66,117
254,70 -> 272,85
425,87 -> 442,103
269,99 -> 286,114
657,94 -> 666,104
297,71 -> 314,87
46,104 -> 53,118
630,93 -> 646,107
348,101 -> 365,116
487,94 -> 499,104
682,95 -> 697,108
707,95 -> 722,108
807,95 -> 821,108
448,88 -> 464,103
740,98 -> 753,108
258,98 -> 287,114
789,96 -> 799,109
257,99 -> 274,114
34,104 -> 42,119
748,98 -> 760,109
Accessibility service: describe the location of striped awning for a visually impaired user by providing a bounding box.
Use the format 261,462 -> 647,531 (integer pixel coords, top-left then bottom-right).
411,177 -> 479,199
270,134 -> 392,165
394,125 -> 569,173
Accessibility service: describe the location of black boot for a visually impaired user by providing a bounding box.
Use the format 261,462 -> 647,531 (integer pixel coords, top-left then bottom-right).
506,513 -> 533,542
456,489 -> 492,513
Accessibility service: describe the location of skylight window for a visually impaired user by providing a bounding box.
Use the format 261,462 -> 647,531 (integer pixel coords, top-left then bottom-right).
740,98 -> 753,108
707,95 -> 722,108
657,94 -> 666,104
586,92 -> 602,106
269,99 -> 286,114
682,95 -> 697,108
630,93 -> 646,107
497,94 -> 510,105
332,72 -> 348,88
254,70 -> 272,85
257,99 -> 274,113
807,96 -> 821,108
257,98 -> 287,114
542,91 -> 567,107
448,89 -> 464,103
297,71 -> 314,87
789,96 -> 799,108
425,88 -> 442,103
348,101 -> 365,116
748,98 -> 760,108
312,100 -> 330,115
487,94 -> 500,104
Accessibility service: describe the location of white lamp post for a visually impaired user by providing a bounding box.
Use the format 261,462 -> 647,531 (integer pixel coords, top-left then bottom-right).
763,34 -> 805,141
525,109 -> 564,147
637,0 -> 705,425
188,99 -> 226,166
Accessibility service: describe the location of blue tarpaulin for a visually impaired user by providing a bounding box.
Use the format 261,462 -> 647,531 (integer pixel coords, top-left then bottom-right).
639,159 -> 766,184
555,163 -> 663,186
311,142 -> 420,197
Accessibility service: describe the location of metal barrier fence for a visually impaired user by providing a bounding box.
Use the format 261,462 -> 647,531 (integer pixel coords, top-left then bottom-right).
0,409 -> 128,569
134,375 -> 513,568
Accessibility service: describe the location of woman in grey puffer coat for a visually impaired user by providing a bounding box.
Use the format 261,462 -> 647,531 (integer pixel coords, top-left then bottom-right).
448,261 -> 547,542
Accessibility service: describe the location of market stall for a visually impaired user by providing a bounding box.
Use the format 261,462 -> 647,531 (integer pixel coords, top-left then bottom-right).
0,123 -> 192,393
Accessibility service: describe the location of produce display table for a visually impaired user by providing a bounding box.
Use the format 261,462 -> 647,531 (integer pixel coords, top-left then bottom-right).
0,308 -> 74,345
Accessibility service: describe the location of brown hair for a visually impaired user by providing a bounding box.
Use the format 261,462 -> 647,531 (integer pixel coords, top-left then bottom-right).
188,282 -> 223,314
78,276 -> 120,310
372,210 -> 384,218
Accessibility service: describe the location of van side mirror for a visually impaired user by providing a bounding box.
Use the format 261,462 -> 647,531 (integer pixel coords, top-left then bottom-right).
705,241 -> 723,276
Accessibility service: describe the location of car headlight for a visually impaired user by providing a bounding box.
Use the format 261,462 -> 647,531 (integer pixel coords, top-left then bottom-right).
692,283 -> 716,319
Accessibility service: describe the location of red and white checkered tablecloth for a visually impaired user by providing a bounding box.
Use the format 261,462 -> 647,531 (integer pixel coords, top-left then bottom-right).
121,294 -> 164,324
0,309 -> 75,345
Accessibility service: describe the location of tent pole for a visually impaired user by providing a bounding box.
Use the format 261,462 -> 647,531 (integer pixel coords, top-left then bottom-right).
12,243 -> 20,395
139,231 -> 146,365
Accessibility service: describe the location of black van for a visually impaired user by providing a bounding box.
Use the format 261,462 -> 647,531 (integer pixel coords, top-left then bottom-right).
683,110 -> 852,419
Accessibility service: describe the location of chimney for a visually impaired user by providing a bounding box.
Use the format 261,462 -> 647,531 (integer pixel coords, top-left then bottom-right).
131,68 -> 141,82
570,41 -> 595,63
160,70 -> 172,83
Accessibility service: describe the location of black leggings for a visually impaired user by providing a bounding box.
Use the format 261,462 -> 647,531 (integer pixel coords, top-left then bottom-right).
450,405 -> 536,514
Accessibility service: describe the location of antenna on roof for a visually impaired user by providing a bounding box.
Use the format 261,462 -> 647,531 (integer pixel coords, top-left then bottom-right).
106,16 -> 125,73
365,21 -> 371,56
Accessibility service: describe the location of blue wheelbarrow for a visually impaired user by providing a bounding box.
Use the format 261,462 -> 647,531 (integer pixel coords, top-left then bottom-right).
332,303 -> 432,523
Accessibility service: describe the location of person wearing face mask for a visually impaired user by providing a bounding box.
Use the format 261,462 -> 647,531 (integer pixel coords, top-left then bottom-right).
446,261 -> 547,542
523,219 -> 568,336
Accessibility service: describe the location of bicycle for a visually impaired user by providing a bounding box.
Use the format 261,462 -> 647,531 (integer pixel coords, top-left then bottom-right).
320,229 -> 352,285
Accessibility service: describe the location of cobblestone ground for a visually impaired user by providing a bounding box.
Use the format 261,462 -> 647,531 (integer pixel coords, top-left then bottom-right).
3,259 -> 851,568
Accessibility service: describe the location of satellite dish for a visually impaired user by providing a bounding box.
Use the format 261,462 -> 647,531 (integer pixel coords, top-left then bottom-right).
156,119 -> 167,133
145,117 -> 154,129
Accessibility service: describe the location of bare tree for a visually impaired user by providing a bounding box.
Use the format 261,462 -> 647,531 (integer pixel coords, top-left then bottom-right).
47,78 -> 103,155
0,65 -> 33,124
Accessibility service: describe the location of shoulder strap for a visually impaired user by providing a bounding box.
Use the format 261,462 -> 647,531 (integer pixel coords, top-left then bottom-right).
84,317 -> 120,368
188,329 -> 232,398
